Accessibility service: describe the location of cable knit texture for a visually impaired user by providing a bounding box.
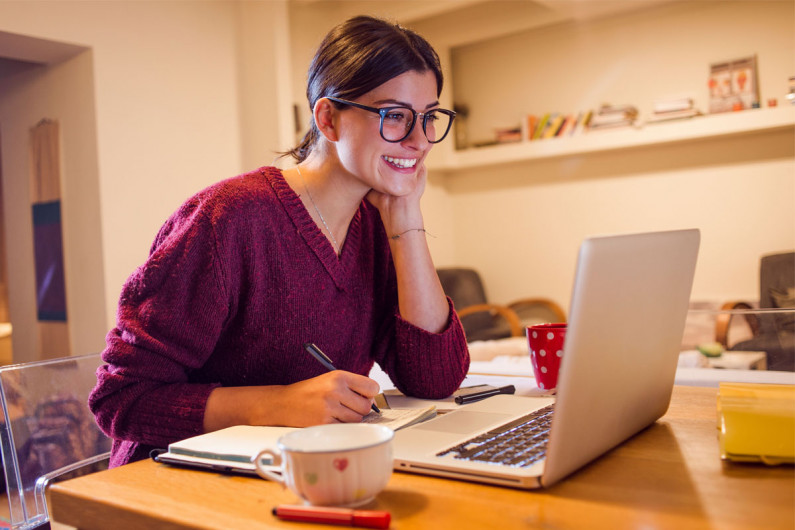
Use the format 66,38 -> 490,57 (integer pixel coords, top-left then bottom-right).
89,167 -> 469,467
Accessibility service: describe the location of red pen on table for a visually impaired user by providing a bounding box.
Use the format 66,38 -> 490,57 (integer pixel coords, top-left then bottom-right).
272,505 -> 391,529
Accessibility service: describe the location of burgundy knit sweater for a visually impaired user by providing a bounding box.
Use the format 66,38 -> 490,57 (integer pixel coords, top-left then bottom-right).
89,167 -> 469,467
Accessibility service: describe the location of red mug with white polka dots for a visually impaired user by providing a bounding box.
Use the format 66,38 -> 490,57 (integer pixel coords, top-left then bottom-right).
526,323 -> 567,393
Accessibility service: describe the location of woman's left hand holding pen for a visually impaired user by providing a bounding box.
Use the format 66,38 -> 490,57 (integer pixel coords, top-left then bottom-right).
203,371 -> 380,432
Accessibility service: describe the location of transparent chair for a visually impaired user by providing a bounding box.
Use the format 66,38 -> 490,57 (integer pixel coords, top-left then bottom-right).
0,353 -> 111,529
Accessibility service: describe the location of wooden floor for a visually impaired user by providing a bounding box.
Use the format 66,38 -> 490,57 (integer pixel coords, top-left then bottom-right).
0,492 -> 10,528
0,332 -> 11,366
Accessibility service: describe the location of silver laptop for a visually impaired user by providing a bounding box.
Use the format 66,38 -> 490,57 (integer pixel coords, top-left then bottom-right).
393,229 -> 700,489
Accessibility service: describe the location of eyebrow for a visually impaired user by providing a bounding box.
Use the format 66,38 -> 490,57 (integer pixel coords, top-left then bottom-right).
372,98 -> 440,110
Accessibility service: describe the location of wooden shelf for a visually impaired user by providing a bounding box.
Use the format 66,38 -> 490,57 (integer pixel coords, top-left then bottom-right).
429,106 -> 795,172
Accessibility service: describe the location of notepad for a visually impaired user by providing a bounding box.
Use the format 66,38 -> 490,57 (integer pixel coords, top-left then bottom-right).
154,406 -> 438,475
152,425 -> 295,475
362,405 -> 437,430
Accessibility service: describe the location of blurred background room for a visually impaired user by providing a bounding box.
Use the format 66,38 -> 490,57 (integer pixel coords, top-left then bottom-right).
0,0 -> 792,373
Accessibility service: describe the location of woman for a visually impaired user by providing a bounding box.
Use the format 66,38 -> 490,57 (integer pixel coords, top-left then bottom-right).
89,15 -> 469,467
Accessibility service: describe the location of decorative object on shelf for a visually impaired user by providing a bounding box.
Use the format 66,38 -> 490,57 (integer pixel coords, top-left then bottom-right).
708,55 -> 759,113
428,107 -> 793,171
787,76 -> 795,105
588,104 -> 639,130
647,97 -> 703,124
494,125 -> 522,144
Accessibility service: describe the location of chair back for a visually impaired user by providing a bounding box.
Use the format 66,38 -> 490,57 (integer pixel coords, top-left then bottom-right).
760,252 -> 795,308
759,252 -> 795,336
437,268 -> 515,341
0,353 -> 110,529
437,268 -> 488,309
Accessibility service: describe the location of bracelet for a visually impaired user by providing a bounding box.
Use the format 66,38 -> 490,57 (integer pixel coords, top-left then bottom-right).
390,228 -> 433,240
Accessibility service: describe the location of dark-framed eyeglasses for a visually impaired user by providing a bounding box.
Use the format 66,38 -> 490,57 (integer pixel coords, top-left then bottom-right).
326,96 -> 456,144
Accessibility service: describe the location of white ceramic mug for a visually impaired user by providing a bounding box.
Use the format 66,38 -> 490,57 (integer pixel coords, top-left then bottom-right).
252,423 -> 394,507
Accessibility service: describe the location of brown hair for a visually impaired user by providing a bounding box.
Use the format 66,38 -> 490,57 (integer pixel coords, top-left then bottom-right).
284,15 -> 444,162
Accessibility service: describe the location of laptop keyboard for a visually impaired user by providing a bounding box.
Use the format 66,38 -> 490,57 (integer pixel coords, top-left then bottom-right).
436,404 -> 555,468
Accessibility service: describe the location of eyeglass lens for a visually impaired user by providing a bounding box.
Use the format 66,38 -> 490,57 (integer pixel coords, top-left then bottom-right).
381,108 -> 451,143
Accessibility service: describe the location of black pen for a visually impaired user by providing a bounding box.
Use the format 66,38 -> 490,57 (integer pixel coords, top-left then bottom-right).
454,385 -> 516,405
303,343 -> 381,414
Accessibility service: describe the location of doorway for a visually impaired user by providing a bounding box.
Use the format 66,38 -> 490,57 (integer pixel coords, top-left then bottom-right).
0,132 -> 11,364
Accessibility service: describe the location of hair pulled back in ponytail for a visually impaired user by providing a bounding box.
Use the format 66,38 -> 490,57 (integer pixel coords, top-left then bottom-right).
283,16 -> 444,163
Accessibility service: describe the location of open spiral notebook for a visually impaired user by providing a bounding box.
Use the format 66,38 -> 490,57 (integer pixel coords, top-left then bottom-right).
152,403 -> 437,475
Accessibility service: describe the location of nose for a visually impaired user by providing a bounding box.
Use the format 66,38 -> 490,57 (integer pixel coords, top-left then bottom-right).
401,114 -> 430,149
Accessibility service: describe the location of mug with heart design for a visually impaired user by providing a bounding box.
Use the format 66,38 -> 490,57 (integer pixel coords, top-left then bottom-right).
253,423 -> 394,507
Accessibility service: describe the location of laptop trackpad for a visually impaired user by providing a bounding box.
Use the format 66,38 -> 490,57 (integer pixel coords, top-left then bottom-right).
413,411 -> 513,435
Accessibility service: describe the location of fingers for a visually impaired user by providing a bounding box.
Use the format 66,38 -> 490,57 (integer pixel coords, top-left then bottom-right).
331,371 -> 380,420
284,371 -> 380,426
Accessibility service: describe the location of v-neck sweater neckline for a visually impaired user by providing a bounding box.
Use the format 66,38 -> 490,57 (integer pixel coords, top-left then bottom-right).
267,167 -> 365,291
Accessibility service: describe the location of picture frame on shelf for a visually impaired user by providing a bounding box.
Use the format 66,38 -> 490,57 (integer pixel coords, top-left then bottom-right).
708,55 -> 759,113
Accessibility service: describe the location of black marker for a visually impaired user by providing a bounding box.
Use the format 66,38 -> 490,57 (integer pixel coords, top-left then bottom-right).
454,384 -> 516,405
303,343 -> 381,414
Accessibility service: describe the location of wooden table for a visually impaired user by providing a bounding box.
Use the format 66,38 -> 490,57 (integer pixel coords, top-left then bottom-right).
50,386 -> 794,529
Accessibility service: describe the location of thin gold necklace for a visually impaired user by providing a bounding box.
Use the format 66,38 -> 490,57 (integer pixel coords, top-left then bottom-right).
296,165 -> 340,255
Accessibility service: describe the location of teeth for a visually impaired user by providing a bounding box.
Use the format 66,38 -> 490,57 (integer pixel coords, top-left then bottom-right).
383,156 -> 417,169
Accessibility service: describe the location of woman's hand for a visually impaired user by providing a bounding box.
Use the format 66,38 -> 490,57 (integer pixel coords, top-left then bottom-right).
274,371 -> 381,426
365,164 -> 427,235
203,371 -> 380,432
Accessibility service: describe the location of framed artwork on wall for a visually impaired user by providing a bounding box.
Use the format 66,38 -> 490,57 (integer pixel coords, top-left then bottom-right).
708,55 -> 759,113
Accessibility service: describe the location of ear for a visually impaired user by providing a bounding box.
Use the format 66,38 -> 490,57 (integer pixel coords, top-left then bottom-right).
313,98 -> 339,142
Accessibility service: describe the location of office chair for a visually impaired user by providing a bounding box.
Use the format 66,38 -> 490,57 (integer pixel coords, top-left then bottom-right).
0,353 -> 111,529
437,268 -> 566,342
715,252 -> 795,371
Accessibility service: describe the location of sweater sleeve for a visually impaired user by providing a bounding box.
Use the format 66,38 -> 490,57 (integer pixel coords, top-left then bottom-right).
372,277 -> 470,399
89,197 -> 228,448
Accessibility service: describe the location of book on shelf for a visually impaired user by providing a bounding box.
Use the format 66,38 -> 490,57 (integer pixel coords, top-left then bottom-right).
557,114 -> 581,137
579,109 -> 593,133
494,125 -> 522,143
543,114 -> 566,138
653,97 -> 694,114
522,110 -> 593,140
596,103 -> 638,115
552,114 -> 573,137
588,103 -> 638,130
647,95 -> 702,124
559,113 -> 578,136
526,114 -> 539,140
646,108 -> 703,123
532,113 -> 553,140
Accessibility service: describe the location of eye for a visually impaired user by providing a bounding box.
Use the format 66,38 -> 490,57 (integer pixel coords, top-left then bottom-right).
425,111 -> 441,123
382,108 -> 412,124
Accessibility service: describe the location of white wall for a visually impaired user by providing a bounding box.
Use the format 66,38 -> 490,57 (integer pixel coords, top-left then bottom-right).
452,1 -> 794,144
0,50 -> 106,362
447,138 -> 794,306
237,0 -> 295,168
0,1 -> 252,348
434,0 -> 795,309
0,0 -> 791,362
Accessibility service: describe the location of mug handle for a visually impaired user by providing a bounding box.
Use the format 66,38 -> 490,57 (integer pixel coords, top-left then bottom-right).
252,448 -> 284,484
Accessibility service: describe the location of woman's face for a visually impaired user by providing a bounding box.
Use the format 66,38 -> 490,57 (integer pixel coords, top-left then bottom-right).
333,69 -> 439,197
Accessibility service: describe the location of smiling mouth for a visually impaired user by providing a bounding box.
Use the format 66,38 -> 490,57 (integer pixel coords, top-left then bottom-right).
382,155 -> 417,169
